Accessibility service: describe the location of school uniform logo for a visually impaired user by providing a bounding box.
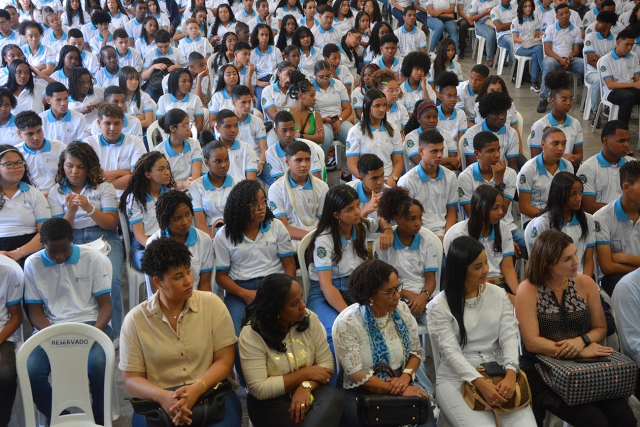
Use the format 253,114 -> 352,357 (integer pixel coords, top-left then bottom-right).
579,174 -> 588,184
531,130 -> 535,139
268,201 -> 277,211
463,138 -> 468,147
585,40 -> 592,47
600,66 -> 607,72
595,221 -> 601,232
519,175 -> 526,184
407,139 -> 415,149
458,188 -> 464,198
317,246 -> 327,258
531,226 -> 538,238
346,142 -> 351,150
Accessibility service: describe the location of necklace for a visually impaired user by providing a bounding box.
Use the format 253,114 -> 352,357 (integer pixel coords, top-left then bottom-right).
465,284 -> 484,308
377,312 -> 392,329
547,277 -> 569,293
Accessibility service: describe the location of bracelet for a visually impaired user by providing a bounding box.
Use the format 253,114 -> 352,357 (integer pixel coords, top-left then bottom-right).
18,247 -> 25,258
505,362 -> 520,373
422,289 -> 431,299
88,205 -> 96,216
197,379 -> 207,392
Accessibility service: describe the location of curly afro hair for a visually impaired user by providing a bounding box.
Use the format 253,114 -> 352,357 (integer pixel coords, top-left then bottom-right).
348,259 -> 399,305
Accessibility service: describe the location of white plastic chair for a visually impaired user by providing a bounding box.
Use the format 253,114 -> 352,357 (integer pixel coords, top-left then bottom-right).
496,46 -> 509,75
473,35 -> 486,64
513,40 -> 533,89
581,57 -> 594,120
543,412 -> 571,427
515,111 -> 524,142
145,120 -> 167,149
524,218 -> 535,252
16,323 -> 115,427
591,57 -> 620,134
296,228 -> 316,304
458,136 -> 468,170
118,211 -> 145,309
523,133 -> 532,160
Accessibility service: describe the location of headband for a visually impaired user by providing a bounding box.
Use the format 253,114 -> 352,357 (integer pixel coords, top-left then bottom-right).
416,102 -> 437,118
0,148 -> 18,158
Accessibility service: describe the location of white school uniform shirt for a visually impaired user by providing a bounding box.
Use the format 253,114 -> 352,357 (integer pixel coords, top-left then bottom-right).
595,197 -> 640,258
126,91 -> 156,117
48,181 -> 119,229
37,0 -> 61,13
264,140 -> 323,178
69,87 -> 105,133
398,163 -> 458,236
125,185 -> 168,237
17,8 -> 41,23
208,88 -> 234,115
247,15 -> 279,32
332,15 -> 354,37
386,102 -> 409,131
473,101 -> 517,126
51,69 -> 71,87
511,15 -> 540,52
81,22 -> 115,43
178,36 -> 214,59
42,30 -> 69,54
405,127 -> 457,167
458,162 -> 518,230
156,93 -> 205,125
189,173 -> 238,227
0,66 -> 8,88
39,109 -> 87,145
142,46 -> 188,69
455,80 -> 478,123
312,77 -> 349,118
61,11 -> 91,29
299,46 -> 323,75
89,33 -> 116,55
619,10 -> 632,27
90,113 -> 143,138
82,133 -> 147,190
124,16 -> 144,40
351,85 -> 368,114
0,264 -> 22,342
24,44 -> 56,69
529,112 -> 583,154
108,11 -> 130,28
401,80 -> 437,114
214,219 -> 295,281
372,54 -> 402,76
17,139 -> 66,194
224,139 -> 259,180
346,180 -> 390,221
24,245 -> 111,325
231,62 -> 257,88
13,83 -> 46,115
600,50 -> 640,100
335,65 -> 354,89
426,0 -> 455,14
260,83 -> 294,121
311,25 -> 341,49
94,66 -> 122,88
584,21 -> 621,39
528,212 -> 595,273
517,154 -> 574,223
542,22 -> 581,58
445,219 -> 514,277
346,123 -> 403,179
309,219 -> 379,281
461,120 -> 519,162
534,1 -> 553,27
427,61 -> 463,84
491,3 -> 516,40
153,137 -> 203,182
79,50 -> 101,76
0,181 -> 51,237
238,113 -> 267,155
0,114 -> 20,146
134,38 -> 157,58
268,174 -> 328,234
469,0 -> 498,23
540,8 -> 581,30
338,44 -> 357,77
577,151 -> 633,206
275,5 -> 303,21
436,105 -> 467,138
394,25 -> 427,57
250,45 -> 283,80
147,227 -> 214,289
0,29 -> 24,50
583,31 -> 615,76
582,7 -> 600,29
236,8 -> 258,23
116,47 -> 143,72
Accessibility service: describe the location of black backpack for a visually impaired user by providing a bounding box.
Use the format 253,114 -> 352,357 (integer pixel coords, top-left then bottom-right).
142,57 -> 175,103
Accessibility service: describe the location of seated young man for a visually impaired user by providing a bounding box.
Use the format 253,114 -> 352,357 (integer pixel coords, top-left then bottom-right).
24,218 -> 113,426
39,82 -> 87,145
67,29 -> 100,76
83,104 -> 147,195
264,110 -> 322,183
397,129 -> 458,240
113,28 -> 143,72
577,120 -> 633,214
310,6 -> 340,49
89,86 -> 143,137
600,29 -> 640,125
140,29 -> 187,81
267,140 -> 329,249
456,64 -> 490,128
536,3 -> 583,114
346,153 -> 389,221
611,267 -> 640,368
15,110 -> 65,196
393,6 -> 427,57
214,109 -> 259,181
595,160 -> 640,296
491,0 -> 517,67
232,85 -> 267,169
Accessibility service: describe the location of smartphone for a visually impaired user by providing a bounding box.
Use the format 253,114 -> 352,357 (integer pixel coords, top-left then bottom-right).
330,115 -> 339,121
480,362 -> 506,377
573,357 -> 611,363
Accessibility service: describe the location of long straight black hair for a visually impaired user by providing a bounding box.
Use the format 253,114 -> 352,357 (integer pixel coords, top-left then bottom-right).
468,185 -> 503,253
444,236 -> 485,349
6,59 -> 34,94
540,171 -> 589,242
360,88 -> 393,139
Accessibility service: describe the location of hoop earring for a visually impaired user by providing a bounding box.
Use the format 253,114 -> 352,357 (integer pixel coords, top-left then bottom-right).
369,300 -> 373,306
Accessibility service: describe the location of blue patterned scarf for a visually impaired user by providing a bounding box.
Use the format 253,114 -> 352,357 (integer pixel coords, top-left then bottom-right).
360,305 -> 411,380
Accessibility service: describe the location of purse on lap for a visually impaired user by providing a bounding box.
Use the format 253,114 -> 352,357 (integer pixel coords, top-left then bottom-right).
535,352 -> 638,406
127,378 -> 232,427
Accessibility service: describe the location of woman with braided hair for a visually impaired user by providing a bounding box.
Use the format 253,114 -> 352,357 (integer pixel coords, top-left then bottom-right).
285,70 -> 325,145
119,151 -> 176,271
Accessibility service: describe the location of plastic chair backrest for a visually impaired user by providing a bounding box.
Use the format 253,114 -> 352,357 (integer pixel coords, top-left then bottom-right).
524,133 -> 532,159
0,255 -> 23,343
524,219 -> 535,252
118,211 -> 132,264
458,137 -> 467,170
296,228 -> 316,304
596,57 -> 606,100
145,120 -> 167,148
515,111 -> 523,141
403,149 -> 415,171
16,323 -> 115,427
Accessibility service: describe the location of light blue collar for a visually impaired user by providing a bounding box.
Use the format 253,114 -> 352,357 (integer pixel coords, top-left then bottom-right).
104,66 -> 120,78
472,162 -> 486,181
377,56 -> 399,69
499,3 -> 512,10
47,109 -> 71,123
479,225 -> 496,240
403,79 -> 422,93
535,153 -> 567,174
555,21 -> 575,31
437,104 -> 456,120
275,140 -> 287,157
96,32 -> 114,42
41,243 -> 80,267
49,30 -> 68,42
203,173 -> 232,190
318,25 -> 335,33
155,46 -> 173,56
22,138 -> 52,154
169,93 -> 190,102
392,228 -> 421,249
368,122 -> 387,132
547,112 -> 572,127
614,197 -> 630,221
184,35 -> 202,43
163,226 -> 198,246
401,25 -> 417,34
417,162 -> 444,181
254,45 -> 273,56
596,150 -> 626,167
596,31 -> 613,40
144,185 -> 167,201
99,133 -> 125,146
164,138 -> 192,157
467,83 -> 476,95
612,49 -> 631,60
0,114 -> 15,129
288,174 -> 313,190
389,102 -> 398,113
481,119 -> 506,135
229,139 -> 241,150
25,44 -> 45,56
242,9 -> 256,17
221,88 -> 231,99
563,212 -> 580,226
117,47 -> 132,58
339,225 -> 357,244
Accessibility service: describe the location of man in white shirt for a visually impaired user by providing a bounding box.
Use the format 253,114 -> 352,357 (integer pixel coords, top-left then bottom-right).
491,0 -> 517,66
311,6 -> 341,49
24,218 -> 112,426
456,64 -> 489,127
39,82 -> 87,145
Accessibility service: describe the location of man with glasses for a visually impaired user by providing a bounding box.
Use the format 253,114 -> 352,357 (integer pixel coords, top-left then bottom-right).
0,9 -> 23,49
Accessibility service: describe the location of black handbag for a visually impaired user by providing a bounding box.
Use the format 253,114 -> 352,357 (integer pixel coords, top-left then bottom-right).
356,365 -> 429,426
127,378 -> 232,427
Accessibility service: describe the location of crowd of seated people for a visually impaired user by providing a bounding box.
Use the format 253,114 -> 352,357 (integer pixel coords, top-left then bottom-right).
1,0 -> 640,425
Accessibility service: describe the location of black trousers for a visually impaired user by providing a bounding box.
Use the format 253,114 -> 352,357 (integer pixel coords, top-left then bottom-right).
524,367 -> 636,427
601,272 -> 627,297
457,19 -> 471,51
0,341 -> 17,427
0,233 -> 36,268
247,385 -> 344,427
607,88 -> 640,124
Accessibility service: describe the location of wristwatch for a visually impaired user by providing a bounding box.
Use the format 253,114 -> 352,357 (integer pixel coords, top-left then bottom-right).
301,381 -> 313,390
402,368 -> 416,382
392,175 -> 399,182
581,334 -> 592,346
494,182 -> 506,192
421,289 -> 432,300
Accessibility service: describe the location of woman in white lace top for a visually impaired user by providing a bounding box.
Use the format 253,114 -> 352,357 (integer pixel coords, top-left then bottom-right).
333,259 -> 435,427
426,236 -> 536,427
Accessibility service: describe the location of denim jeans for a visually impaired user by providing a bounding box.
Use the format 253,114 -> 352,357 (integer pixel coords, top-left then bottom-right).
540,56 -> 583,99
322,120 -> 353,156
427,17 -> 459,52
417,11 -> 429,29
255,86 -> 265,113
497,34 -> 514,66
585,72 -> 600,115
131,238 -> 145,272
73,226 -> 124,337
474,20 -> 496,61
0,341 -> 16,426
391,7 -> 405,27
27,322 -> 113,425
511,227 -> 528,260
224,277 -> 264,387
131,393 -> 243,427
516,45 -> 544,83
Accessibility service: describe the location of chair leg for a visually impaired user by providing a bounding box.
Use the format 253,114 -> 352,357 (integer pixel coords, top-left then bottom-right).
476,39 -> 485,65
497,48 -> 505,75
592,103 -> 602,133
582,86 -> 592,121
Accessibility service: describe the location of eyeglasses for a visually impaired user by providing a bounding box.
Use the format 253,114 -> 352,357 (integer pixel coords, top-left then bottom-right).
378,280 -> 403,299
0,160 -> 26,169
557,96 -> 575,104
248,198 -> 268,209
316,74 -> 332,81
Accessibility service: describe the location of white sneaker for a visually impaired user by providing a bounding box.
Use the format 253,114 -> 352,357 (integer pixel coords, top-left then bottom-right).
113,336 -> 120,349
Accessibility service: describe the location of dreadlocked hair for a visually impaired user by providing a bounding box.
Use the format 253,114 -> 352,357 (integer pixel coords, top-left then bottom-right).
55,141 -> 105,192
68,67 -> 93,101
223,179 -> 274,246
155,190 -> 193,232
0,145 -> 33,211
287,70 -> 313,99
377,186 -> 424,223
119,151 -> 176,213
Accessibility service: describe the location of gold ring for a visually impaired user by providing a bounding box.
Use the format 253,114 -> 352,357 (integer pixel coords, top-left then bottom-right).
503,391 -> 508,396
301,404 -> 305,408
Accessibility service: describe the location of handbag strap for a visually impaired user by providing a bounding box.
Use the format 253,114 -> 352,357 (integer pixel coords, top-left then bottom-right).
373,364 -> 396,379
467,383 -> 502,427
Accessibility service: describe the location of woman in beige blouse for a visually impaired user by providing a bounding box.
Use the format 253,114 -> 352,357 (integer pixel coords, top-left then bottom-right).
239,273 -> 344,427
119,237 -> 242,427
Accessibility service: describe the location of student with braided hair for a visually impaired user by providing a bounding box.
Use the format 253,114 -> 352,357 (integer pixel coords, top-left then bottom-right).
286,70 -> 325,146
